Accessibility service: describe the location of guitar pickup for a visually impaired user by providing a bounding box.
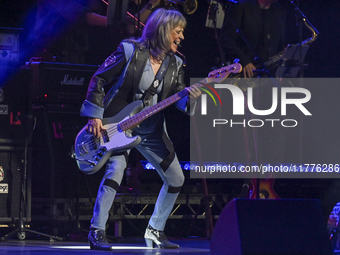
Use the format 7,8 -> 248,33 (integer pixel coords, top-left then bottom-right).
78,142 -> 88,156
90,136 -> 98,150
102,130 -> 110,143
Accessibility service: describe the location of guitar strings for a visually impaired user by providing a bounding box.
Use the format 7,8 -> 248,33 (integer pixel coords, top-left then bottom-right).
80,115 -> 138,150
78,91 -> 184,153
80,124 -> 119,150
80,115 -> 138,149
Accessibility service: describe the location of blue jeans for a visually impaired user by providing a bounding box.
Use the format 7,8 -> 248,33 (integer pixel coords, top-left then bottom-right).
90,128 -> 185,231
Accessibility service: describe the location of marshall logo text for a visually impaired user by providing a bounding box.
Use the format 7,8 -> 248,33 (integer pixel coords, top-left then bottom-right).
61,74 -> 85,86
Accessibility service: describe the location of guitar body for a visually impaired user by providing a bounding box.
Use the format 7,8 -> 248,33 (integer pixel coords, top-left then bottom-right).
74,101 -> 144,174
249,179 -> 279,199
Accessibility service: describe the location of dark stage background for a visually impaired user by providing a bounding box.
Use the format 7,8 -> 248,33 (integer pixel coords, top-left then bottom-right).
1,0 -> 340,237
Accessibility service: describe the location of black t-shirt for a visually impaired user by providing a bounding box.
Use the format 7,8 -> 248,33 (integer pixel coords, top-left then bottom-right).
258,8 -> 282,62
219,0 -> 286,69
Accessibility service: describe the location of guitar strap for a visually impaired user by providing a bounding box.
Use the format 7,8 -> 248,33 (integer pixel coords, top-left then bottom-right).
141,55 -> 170,106
103,45 -> 148,118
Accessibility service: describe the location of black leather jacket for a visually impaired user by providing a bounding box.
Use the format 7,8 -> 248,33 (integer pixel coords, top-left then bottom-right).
80,42 -> 188,119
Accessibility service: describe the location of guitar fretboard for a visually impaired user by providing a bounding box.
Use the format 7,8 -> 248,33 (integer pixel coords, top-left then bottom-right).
117,63 -> 241,131
119,89 -> 189,131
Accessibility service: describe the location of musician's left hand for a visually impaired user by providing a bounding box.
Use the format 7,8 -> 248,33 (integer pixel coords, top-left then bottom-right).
187,85 -> 202,100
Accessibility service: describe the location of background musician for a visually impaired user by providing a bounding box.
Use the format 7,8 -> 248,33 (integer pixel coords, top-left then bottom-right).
219,0 -> 286,78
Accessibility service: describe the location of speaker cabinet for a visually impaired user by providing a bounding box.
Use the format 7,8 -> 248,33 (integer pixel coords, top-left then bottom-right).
0,66 -> 31,222
210,198 -> 332,255
30,109 -> 104,199
0,140 -> 25,220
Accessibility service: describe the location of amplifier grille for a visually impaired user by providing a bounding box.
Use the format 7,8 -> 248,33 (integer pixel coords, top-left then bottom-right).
27,61 -> 99,106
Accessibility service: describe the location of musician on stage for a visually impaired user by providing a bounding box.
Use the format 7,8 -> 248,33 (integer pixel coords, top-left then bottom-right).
80,8 -> 201,251
219,0 -> 286,78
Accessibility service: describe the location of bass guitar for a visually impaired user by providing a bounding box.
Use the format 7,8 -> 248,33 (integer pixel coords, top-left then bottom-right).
73,63 -> 242,174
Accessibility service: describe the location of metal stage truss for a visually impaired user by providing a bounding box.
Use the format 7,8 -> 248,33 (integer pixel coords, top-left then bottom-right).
30,193 -> 228,237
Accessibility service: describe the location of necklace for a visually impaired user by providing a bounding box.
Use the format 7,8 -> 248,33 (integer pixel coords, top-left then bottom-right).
150,56 -> 162,65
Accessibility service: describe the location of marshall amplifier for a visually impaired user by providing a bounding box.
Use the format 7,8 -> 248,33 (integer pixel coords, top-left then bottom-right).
26,61 -> 99,106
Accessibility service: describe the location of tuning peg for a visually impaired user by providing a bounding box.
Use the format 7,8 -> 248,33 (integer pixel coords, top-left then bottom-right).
211,66 -> 217,71
233,58 -> 240,63
225,61 -> 231,66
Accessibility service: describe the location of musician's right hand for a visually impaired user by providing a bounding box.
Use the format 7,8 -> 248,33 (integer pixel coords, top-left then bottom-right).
86,118 -> 105,138
243,63 -> 256,78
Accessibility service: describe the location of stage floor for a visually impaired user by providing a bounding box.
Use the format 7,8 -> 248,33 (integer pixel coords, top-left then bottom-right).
0,238 -> 211,255
1,235 -> 340,254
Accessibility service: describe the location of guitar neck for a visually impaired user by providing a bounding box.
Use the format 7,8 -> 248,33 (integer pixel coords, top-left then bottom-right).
118,63 -> 241,131
119,89 -> 189,131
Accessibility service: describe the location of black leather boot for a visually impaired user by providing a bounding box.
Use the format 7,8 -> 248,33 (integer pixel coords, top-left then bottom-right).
88,229 -> 112,251
144,224 -> 180,249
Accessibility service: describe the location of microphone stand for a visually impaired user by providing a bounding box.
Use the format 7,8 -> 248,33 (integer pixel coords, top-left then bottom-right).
288,0 -> 319,163
288,0 -> 319,78
220,1 -> 268,199
293,0 -> 305,164
297,0 -> 303,78
0,114 -> 62,242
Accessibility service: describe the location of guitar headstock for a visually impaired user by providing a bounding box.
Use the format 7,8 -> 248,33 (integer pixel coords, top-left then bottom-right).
206,63 -> 242,83
193,63 -> 243,89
